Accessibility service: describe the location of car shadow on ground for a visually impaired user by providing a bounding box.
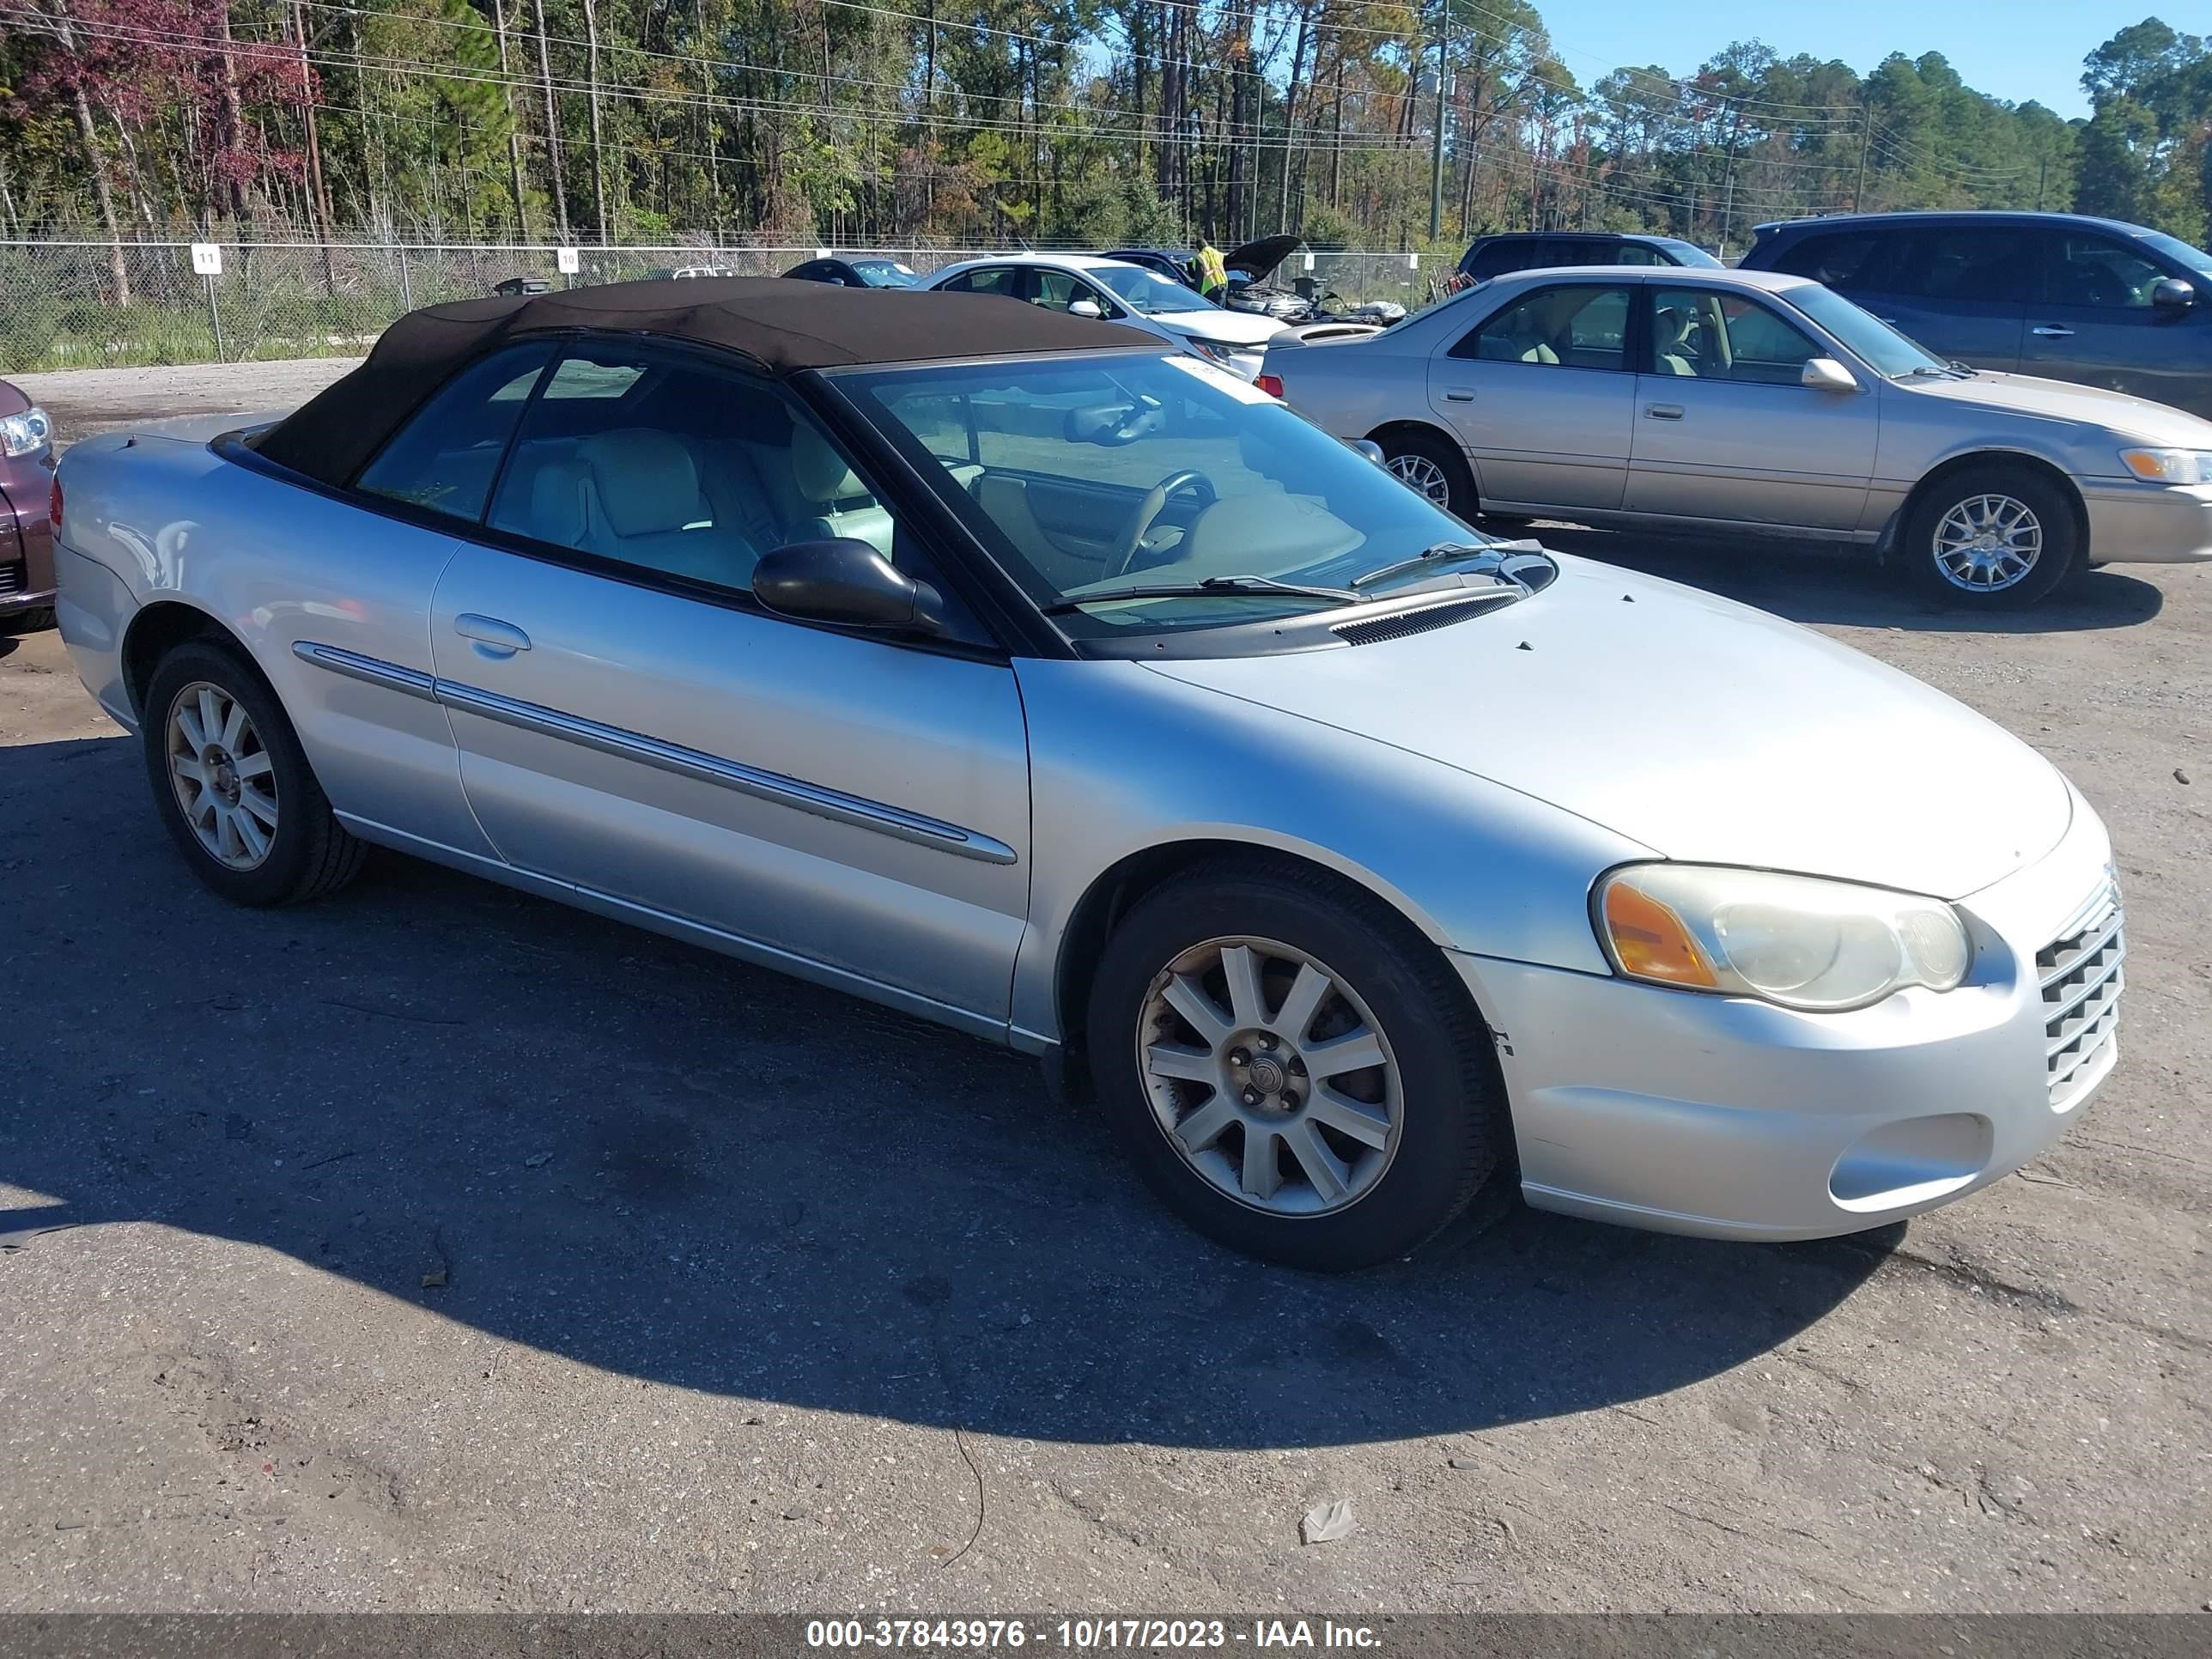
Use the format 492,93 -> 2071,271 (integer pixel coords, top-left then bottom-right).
1507,520 -> 2169,633
0,733 -> 1892,1449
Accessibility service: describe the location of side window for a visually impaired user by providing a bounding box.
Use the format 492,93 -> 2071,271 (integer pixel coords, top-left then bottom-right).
1769,230 -> 1888,289
1452,285 -> 1632,370
484,342 -> 901,596
1614,243 -> 1665,266
1463,241 -> 1528,281
355,343 -> 552,520
1030,270 -> 1085,312
2045,234 -> 2169,308
1888,227 -> 2034,303
1650,287 -> 1825,385
944,266 -> 1019,298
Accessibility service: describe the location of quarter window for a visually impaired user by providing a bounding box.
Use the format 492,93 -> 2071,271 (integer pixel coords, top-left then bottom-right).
1768,230 -> 1890,290
354,343 -> 552,520
1650,287 -> 1826,384
1454,285 -> 1632,370
2045,234 -> 2170,307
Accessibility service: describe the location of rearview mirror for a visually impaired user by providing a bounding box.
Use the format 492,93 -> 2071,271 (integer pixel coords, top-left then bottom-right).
2152,277 -> 2196,311
1346,439 -> 1387,467
1802,356 -> 1859,392
753,538 -> 945,635
1067,299 -> 1105,319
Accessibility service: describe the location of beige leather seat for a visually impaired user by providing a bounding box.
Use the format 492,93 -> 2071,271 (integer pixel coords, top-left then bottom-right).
789,423 -> 894,556
1654,307 -> 1702,377
516,428 -> 758,586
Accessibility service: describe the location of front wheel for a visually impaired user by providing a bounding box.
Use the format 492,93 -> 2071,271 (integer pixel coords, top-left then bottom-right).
1087,860 -> 1510,1270
1902,465 -> 2077,609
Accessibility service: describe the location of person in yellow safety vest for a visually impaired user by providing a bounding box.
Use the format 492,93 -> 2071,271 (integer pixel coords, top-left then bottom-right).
1189,242 -> 1229,302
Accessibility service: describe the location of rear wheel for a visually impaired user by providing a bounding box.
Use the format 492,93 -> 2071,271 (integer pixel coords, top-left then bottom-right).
1087,859 -> 1510,1270
142,640 -> 367,906
1903,465 -> 2077,609
1376,428 -> 1478,522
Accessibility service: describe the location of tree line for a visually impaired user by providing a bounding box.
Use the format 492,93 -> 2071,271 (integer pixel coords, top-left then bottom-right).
1,2 -> 2206,274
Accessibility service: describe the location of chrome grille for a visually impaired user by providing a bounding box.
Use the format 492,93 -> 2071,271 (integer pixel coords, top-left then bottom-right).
0,561 -> 22,597
2037,880 -> 2124,1109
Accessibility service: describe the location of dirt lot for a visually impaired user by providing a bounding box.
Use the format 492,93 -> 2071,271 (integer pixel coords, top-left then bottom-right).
1,360 -> 2206,1614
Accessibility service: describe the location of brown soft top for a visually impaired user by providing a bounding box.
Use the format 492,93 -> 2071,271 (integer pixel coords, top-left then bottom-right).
254,275 -> 1150,486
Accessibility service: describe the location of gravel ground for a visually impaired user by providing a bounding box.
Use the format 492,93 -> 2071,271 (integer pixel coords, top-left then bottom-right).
1,360 -> 2207,1614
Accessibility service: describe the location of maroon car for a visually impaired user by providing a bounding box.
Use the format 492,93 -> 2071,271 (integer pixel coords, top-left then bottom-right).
0,378 -> 56,627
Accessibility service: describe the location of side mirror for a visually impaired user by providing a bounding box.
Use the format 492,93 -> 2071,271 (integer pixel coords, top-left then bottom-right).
1067,298 -> 1105,319
1346,439 -> 1387,467
753,538 -> 945,635
1802,356 -> 1860,392
2152,277 -> 2196,311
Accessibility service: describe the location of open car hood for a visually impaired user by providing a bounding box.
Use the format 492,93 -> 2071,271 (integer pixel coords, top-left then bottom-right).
1224,234 -> 1303,281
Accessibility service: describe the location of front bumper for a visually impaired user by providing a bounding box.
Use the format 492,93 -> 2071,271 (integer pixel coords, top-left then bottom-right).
2079,479 -> 2212,564
1453,800 -> 2119,1241
0,471 -> 58,614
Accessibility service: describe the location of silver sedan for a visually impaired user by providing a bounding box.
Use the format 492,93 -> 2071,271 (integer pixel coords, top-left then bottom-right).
52,279 -> 2121,1270
1261,265 -> 2212,607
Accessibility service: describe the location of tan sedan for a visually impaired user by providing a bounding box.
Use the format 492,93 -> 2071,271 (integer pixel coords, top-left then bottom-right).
1260,266 -> 2212,607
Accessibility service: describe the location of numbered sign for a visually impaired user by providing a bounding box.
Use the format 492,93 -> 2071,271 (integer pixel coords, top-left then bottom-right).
555,246 -> 580,274
1302,251 -> 1316,272
190,243 -> 222,276
1407,252 -> 1419,270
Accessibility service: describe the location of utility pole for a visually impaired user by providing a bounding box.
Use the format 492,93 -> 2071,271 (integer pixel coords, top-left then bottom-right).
1717,99 -> 1745,258
2036,150 -> 2048,210
1427,0 -> 1449,242
1853,107 -> 1872,211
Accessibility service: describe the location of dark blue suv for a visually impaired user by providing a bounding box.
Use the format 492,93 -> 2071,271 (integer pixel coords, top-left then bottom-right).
1741,210 -> 2212,417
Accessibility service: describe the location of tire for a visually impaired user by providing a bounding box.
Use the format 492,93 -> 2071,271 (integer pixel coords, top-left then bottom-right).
1086,857 -> 1510,1271
1377,428 -> 1479,522
2,605 -> 55,634
142,639 -> 367,907
1902,464 -> 2078,609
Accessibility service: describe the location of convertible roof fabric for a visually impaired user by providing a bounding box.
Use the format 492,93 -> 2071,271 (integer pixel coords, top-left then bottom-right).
255,276 -> 1149,486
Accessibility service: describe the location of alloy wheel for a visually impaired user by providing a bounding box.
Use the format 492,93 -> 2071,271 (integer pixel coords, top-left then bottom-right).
1136,936 -> 1402,1217
1933,493 -> 2043,592
1387,453 -> 1452,504
165,680 -> 280,871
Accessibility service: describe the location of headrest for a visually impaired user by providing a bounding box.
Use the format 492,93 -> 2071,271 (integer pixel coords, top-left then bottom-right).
792,422 -> 864,504
579,428 -> 702,537
526,453 -> 588,547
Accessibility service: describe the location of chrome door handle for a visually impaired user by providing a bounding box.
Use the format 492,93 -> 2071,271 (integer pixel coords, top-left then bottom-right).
2032,325 -> 2075,338
454,614 -> 532,656
1644,404 -> 1684,420
1443,387 -> 1475,402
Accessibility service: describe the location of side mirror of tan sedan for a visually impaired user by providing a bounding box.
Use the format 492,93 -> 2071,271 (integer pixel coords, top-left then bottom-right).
1802,356 -> 1861,392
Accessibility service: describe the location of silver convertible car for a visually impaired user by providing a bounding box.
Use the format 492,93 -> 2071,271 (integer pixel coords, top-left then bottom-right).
1260,265 -> 2212,609
52,279 -> 2122,1270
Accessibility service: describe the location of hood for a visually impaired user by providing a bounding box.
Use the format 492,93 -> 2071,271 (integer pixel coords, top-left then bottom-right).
1152,307 -> 1286,347
1898,370 -> 2212,444
1144,557 -> 2072,900
0,378 -> 29,418
1225,234 -> 1303,281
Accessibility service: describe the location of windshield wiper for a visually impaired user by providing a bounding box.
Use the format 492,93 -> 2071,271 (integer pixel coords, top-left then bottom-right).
1043,574 -> 1360,614
1351,538 -> 1543,591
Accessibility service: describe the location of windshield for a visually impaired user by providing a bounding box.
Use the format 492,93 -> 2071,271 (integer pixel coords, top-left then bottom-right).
1659,240 -> 1724,269
850,259 -> 917,288
2140,229 -> 2212,280
1085,264 -> 1212,313
1783,282 -> 1948,378
840,352 -> 1540,638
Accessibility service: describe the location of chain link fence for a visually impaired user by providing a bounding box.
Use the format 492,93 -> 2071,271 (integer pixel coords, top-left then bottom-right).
0,240 -> 1449,374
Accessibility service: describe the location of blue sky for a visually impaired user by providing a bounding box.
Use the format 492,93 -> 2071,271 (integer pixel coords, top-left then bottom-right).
1537,1 -> 2166,118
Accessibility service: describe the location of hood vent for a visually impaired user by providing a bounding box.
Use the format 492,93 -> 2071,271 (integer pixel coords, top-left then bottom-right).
1331,596 -> 1500,647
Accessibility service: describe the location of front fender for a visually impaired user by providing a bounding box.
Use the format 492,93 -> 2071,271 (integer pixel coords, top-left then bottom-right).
1008,658 -> 1651,1043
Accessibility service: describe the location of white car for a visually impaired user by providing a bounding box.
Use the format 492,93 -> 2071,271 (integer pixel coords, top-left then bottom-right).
923,253 -> 1287,380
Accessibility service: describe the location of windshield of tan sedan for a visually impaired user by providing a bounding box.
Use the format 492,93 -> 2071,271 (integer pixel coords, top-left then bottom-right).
843,352 -> 1533,635
1784,282 -> 1949,378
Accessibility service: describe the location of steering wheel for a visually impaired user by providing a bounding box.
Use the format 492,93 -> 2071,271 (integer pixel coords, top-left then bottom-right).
1109,470 -> 1218,577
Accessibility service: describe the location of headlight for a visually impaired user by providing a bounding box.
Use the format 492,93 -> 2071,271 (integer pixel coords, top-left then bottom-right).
1183,337 -> 1244,364
0,406 -> 52,458
1593,864 -> 1971,1012
2118,447 -> 2212,484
